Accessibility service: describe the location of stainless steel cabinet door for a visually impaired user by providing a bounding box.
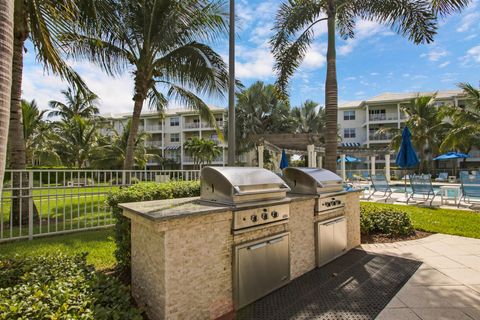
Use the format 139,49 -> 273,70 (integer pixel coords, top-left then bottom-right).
236,234 -> 290,309
318,222 -> 334,266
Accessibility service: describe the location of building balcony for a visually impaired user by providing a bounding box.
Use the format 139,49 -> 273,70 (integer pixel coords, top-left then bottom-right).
201,121 -> 225,129
183,122 -> 201,130
369,133 -> 395,142
183,155 -> 224,164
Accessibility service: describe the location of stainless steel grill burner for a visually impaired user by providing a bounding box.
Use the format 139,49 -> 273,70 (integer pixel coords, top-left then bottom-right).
282,167 -> 346,213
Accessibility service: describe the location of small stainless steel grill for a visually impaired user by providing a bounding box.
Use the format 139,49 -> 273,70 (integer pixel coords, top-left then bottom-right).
200,166 -> 290,206
200,166 -> 291,310
282,167 -> 346,213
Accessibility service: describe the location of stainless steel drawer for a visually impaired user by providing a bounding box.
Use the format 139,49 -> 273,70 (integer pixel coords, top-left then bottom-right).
234,232 -> 290,309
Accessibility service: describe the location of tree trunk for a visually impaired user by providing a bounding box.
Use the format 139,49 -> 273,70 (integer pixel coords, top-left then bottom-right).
124,98 -> 144,170
9,35 -> 34,226
0,0 -> 14,195
324,1 -> 338,172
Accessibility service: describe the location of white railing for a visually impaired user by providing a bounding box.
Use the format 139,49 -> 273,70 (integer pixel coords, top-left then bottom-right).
0,169 -> 200,242
145,140 -> 163,148
184,122 -> 200,129
183,155 -> 224,163
145,125 -> 163,131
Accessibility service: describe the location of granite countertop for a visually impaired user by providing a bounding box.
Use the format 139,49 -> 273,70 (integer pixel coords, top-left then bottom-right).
119,197 -> 231,222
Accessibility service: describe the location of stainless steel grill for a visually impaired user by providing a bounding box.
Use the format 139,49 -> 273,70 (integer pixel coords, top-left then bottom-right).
282,167 -> 346,213
200,166 -> 290,206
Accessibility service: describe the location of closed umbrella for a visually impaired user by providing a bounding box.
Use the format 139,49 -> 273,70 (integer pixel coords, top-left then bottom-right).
433,152 -> 470,177
396,127 -> 419,198
280,149 -> 289,170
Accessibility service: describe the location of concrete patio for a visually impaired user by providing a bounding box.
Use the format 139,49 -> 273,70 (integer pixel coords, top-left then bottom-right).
362,234 -> 480,320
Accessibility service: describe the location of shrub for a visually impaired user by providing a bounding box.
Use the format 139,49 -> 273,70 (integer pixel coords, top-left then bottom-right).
360,204 -> 414,237
0,253 -> 142,319
106,181 -> 200,277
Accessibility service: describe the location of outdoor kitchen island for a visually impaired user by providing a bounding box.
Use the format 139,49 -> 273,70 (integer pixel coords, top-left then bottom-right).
120,167 -> 361,320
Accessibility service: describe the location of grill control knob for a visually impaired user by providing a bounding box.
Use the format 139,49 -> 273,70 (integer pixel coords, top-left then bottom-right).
250,215 -> 258,222
271,211 -> 279,218
261,212 -> 269,220
325,202 -> 331,207
336,200 -> 342,205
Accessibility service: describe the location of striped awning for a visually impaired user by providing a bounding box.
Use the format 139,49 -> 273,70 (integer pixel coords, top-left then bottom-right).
339,142 -> 361,147
164,145 -> 180,150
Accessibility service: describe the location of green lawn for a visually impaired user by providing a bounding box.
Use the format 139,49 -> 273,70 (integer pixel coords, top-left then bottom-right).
0,228 -> 115,270
361,202 -> 480,239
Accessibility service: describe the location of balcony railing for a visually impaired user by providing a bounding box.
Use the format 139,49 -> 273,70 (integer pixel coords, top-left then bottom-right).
183,155 -> 224,163
184,122 -> 200,129
145,140 -> 162,148
200,121 -> 224,129
145,125 -> 163,131
369,114 -> 398,121
369,133 -> 395,141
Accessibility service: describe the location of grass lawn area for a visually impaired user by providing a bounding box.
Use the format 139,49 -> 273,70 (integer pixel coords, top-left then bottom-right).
361,202 -> 480,239
0,228 -> 115,270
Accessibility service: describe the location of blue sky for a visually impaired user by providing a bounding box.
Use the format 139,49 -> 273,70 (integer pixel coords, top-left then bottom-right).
22,0 -> 480,114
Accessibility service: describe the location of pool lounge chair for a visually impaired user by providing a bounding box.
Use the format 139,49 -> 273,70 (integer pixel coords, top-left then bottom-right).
407,174 -> 437,205
368,173 -> 393,201
435,172 -> 448,182
459,173 -> 480,207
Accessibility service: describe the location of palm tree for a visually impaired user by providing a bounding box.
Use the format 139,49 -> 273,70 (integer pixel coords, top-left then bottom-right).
291,100 -> 326,134
380,95 -> 446,172
440,83 -> 480,162
61,0 -> 230,170
51,115 -> 99,168
184,137 -> 222,169
0,0 -> 14,194
235,81 -> 294,153
92,121 -> 161,169
271,0 -> 469,172
48,86 -> 100,120
22,99 -> 59,165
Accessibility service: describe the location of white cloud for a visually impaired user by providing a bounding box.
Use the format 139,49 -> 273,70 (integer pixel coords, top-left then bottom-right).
344,76 -> 356,81
420,49 -> 448,61
337,20 -> 388,56
234,45 -> 275,79
462,45 -> 480,64
457,12 -> 480,32
438,61 -> 451,68
370,72 -> 379,76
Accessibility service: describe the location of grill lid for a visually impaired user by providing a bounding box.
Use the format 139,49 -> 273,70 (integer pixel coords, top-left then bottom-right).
200,167 -> 290,205
282,167 -> 343,195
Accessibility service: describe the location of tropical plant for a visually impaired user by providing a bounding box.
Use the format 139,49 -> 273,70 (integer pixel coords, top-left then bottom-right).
48,86 -> 100,120
61,0 -> 230,170
0,0 -> 14,194
234,81 -> 295,153
291,100 -> 326,134
50,115 -> 99,168
92,121 -> 161,169
440,83 -> 480,159
270,0 -> 469,172
22,99 -> 59,165
183,137 -> 222,169
380,95 -> 446,172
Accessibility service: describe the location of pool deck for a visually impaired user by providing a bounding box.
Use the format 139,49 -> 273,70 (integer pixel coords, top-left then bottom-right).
363,234 -> 480,320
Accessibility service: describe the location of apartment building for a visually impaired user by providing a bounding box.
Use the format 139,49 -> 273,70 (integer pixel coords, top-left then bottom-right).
337,89 -> 480,167
101,107 -> 227,169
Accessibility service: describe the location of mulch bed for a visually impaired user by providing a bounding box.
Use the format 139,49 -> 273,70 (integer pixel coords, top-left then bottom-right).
361,230 -> 433,244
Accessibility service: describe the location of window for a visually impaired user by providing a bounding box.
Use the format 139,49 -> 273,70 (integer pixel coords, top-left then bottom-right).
170,117 -> 180,126
170,133 -> 180,143
343,110 -> 355,121
344,128 -> 356,138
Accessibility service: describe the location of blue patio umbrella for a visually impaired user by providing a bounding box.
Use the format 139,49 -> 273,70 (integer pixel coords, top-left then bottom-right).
433,152 -> 470,160
280,149 -> 289,170
396,127 -> 419,196
433,152 -> 470,176
337,155 -> 361,163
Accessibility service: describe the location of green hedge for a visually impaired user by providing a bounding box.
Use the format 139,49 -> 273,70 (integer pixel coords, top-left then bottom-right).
360,204 -> 414,237
106,181 -> 200,277
0,253 -> 142,319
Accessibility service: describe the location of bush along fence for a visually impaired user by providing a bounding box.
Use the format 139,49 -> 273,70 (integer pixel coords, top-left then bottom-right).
106,180 -> 201,277
360,203 -> 414,237
1,169 -> 200,242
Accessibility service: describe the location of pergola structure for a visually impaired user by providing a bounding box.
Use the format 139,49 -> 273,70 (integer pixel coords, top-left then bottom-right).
253,134 -> 394,181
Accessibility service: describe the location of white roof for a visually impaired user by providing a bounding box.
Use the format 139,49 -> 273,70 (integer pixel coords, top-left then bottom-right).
340,89 -> 465,108
101,106 -> 226,120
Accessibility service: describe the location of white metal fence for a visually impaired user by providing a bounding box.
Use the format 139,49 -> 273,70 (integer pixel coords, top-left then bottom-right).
1,169 -> 200,242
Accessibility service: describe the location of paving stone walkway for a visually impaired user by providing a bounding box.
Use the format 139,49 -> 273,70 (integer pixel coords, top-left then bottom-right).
362,234 -> 480,320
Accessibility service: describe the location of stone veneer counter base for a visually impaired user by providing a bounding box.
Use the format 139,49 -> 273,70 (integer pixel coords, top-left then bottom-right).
121,191 -> 361,320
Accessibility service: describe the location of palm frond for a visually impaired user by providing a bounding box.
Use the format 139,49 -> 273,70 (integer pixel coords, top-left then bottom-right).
431,0 -> 470,16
